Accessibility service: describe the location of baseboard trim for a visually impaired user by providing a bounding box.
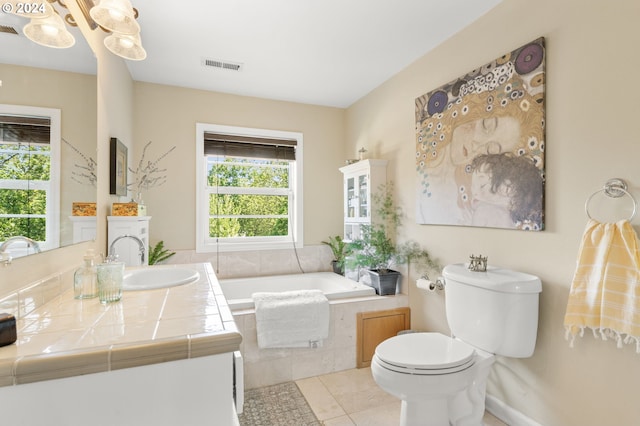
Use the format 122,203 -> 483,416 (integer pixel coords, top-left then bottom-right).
485,394 -> 543,426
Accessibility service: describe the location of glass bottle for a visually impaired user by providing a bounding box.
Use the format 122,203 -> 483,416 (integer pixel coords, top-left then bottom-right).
74,249 -> 97,299
136,192 -> 147,216
97,260 -> 124,304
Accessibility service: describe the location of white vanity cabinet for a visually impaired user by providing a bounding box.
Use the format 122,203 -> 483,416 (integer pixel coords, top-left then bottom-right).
69,216 -> 97,243
339,159 -> 387,242
0,263 -> 242,425
107,216 -> 151,266
0,353 -> 239,426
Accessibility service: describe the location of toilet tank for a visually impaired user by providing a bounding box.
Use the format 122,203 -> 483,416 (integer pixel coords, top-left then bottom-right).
442,263 -> 542,358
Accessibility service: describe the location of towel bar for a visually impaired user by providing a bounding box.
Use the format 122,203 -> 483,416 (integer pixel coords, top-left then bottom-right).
585,178 -> 637,221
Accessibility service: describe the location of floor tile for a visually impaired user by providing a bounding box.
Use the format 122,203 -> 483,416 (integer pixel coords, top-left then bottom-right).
296,376 -> 346,421
332,383 -> 399,415
318,368 -> 398,414
483,411 -> 507,426
348,400 -> 402,426
317,367 -> 377,395
322,415 -> 356,426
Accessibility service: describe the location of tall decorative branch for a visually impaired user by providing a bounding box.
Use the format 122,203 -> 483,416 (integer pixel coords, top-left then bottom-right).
0,144 -> 21,168
127,141 -> 176,198
63,137 -> 97,187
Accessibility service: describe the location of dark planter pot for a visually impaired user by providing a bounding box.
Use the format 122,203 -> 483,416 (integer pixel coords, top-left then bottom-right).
331,260 -> 344,275
363,269 -> 401,295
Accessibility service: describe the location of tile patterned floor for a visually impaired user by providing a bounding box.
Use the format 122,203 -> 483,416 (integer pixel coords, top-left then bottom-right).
295,368 -> 507,426
239,381 -> 320,425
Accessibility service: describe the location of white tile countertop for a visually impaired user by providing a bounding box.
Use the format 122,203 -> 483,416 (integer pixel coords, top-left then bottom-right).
0,263 -> 241,386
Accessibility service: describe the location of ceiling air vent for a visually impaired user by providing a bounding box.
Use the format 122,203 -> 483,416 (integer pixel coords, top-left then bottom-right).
202,58 -> 243,72
0,25 -> 19,35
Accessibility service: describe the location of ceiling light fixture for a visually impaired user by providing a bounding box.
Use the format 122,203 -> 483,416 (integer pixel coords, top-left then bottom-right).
104,32 -> 146,61
5,0 -> 75,48
24,9 -> 76,48
21,2 -> 75,48
89,0 -> 139,35
7,0 -> 146,61
90,0 -> 146,61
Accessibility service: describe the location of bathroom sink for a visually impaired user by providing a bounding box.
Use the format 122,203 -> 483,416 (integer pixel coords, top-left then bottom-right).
122,267 -> 200,291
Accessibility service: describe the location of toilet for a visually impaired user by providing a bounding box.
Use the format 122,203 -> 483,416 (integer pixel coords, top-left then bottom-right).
371,263 -> 542,426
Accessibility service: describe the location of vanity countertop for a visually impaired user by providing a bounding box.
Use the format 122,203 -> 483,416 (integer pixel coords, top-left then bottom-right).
0,263 -> 241,387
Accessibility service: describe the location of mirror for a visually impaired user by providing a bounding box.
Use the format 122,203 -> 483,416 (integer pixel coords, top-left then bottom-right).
0,8 -> 97,259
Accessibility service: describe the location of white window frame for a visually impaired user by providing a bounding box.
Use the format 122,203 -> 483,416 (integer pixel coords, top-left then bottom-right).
195,123 -> 303,252
0,104 -> 60,254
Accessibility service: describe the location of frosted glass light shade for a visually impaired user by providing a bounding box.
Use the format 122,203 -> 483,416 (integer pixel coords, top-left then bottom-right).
90,0 -> 140,35
104,32 -> 147,61
23,12 -> 75,49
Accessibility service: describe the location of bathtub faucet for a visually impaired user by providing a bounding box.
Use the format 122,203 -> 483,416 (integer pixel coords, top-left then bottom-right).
109,235 -> 145,265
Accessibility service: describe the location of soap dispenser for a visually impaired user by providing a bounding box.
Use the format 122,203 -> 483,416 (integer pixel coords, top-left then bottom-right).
74,249 -> 97,299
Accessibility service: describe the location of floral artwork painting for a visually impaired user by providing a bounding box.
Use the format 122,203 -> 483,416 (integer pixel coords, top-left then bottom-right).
415,38 -> 545,231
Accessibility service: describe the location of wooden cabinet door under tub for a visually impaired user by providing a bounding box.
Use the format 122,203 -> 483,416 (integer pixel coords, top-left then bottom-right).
356,307 -> 411,368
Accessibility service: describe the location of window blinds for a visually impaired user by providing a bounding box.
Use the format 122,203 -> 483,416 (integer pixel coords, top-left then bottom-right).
0,115 -> 51,144
203,132 -> 296,161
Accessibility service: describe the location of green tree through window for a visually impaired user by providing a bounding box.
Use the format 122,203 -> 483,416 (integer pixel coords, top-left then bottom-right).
0,141 -> 49,241
207,157 -> 290,238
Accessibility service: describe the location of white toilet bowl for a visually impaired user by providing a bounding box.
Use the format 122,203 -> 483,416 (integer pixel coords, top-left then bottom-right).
371,332 -> 495,426
372,264 -> 541,426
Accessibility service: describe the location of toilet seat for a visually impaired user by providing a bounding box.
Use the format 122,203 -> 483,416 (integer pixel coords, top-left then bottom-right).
374,332 -> 476,375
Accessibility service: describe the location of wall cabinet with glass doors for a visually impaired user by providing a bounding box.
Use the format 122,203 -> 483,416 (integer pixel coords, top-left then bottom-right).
339,159 -> 387,242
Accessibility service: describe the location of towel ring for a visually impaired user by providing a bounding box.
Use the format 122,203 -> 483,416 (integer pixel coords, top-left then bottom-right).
585,178 -> 637,221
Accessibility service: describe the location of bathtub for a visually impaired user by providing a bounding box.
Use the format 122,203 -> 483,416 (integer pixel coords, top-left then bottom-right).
223,271 -> 407,389
219,272 -> 376,310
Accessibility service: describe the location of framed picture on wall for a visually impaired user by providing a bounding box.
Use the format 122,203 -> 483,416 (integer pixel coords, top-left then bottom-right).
415,37 -> 546,231
109,137 -> 128,196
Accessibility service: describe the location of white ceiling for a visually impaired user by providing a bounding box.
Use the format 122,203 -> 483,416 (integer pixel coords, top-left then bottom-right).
1,0 -> 502,108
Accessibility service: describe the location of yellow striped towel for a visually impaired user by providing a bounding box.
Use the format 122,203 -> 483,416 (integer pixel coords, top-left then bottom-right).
564,219 -> 640,352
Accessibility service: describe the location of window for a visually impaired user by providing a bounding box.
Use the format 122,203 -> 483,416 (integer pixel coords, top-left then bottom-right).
196,123 -> 303,252
0,105 -> 60,256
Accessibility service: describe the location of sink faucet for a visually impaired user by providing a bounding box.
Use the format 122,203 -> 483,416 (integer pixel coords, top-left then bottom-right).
0,236 -> 42,265
109,234 -> 146,265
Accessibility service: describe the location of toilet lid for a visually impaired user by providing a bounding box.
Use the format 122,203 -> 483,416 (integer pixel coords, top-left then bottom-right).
375,332 -> 476,372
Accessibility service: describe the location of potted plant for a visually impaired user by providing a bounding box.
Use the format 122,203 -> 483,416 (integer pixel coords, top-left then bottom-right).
148,240 -> 176,265
396,240 -> 440,280
322,235 -> 351,275
347,182 -> 438,295
347,224 -> 403,294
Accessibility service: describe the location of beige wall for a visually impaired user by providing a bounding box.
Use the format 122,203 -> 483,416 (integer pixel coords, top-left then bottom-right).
345,0 -> 640,424
132,82 -> 345,248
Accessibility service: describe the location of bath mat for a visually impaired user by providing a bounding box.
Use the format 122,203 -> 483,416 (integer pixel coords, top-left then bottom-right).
239,381 -> 320,426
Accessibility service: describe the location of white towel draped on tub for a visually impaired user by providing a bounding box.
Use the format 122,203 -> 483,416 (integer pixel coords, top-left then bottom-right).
253,290 -> 330,349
